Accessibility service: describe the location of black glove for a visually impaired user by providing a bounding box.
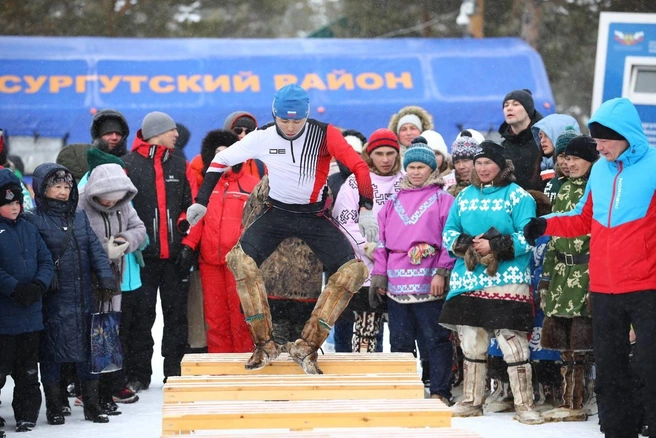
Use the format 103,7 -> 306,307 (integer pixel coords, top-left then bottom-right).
178,219 -> 191,234
523,217 -> 547,246
10,282 -> 44,307
175,245 -> 195,276
95,288 -> 115,302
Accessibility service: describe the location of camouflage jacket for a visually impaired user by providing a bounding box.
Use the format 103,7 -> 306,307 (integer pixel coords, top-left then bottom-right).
542,176 -> 591,318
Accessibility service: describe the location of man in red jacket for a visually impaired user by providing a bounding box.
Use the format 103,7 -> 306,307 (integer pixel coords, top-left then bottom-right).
122,112 -> 195,389
186,85 -> 375,374
524,98 -> 656,438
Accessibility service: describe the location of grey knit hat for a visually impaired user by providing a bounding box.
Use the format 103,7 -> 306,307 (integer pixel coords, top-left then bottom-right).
142,111 -> 176,140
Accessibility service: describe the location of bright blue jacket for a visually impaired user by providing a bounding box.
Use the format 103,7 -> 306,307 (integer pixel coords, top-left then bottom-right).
544,98 -> 656,293
0,169 -> 55,334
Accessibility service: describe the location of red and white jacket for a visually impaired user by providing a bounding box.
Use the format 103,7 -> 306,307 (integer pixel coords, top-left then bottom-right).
198,120 -> 373,206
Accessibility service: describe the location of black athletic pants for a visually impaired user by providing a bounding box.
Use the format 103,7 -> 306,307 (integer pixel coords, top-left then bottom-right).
126,259 -> 189,385
240,202 -> 355,273
592,291 -> 656,438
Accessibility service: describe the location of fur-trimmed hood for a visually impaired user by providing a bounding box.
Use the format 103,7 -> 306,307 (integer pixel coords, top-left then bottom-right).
470,159 -> 516,189
400,169 -> 445,190
388,106 -> 434,136
90,109 -> 130,157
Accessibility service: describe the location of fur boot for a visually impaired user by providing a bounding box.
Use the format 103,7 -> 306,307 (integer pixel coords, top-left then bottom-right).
484,380 -> 514,413
542,352 -> 588,422
508,363 -> 544,425
227,245 -> 281,370
451,357 -> 487,417
289,259 -> 368,374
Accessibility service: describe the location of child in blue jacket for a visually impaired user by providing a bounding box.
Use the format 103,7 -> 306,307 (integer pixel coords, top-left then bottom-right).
0,168 -> 54,433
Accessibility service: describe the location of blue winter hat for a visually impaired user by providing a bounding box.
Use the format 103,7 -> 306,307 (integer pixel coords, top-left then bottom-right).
403,136 -> 437,171
272,85 -> 310,120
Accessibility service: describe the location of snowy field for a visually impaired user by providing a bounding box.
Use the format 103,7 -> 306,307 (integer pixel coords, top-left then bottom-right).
1,297 -> 603,438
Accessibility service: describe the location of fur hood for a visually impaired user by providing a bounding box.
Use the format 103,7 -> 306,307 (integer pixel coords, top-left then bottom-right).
470,159 -> 516,189
400,169 -> 445,190
387,105 -> 434,136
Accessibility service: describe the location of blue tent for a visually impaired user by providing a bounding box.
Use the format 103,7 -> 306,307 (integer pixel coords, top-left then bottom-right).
0,36 -> 554,159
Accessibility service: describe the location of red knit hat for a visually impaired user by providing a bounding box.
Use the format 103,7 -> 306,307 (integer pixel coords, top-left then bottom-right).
366,128 -> 399,154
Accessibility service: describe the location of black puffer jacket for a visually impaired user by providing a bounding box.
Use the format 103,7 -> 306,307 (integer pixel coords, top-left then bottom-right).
24,163 -> 114,363
498,110 -> 544,191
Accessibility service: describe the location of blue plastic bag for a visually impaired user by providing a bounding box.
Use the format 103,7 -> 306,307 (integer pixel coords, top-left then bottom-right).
90,310 -> 123,374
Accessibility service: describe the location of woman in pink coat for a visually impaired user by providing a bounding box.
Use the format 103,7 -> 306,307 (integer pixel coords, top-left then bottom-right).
369,138 -> 456,404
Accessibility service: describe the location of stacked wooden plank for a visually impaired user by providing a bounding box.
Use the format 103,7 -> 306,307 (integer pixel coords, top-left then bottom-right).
161,352 -> 474,436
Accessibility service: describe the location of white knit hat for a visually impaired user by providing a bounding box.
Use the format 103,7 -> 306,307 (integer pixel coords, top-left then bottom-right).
396,114 -> 423,134
420,130 -> 450,162
456,128 -> 485,144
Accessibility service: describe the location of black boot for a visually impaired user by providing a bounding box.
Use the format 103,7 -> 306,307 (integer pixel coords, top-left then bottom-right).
43,382 -> 65,425
61,394 -> 71,417
421,359 -> 431,387
99,376 -> 121,416
81,381 -> 109,423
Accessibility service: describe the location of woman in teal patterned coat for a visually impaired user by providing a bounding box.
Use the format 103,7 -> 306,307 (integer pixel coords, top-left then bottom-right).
439,141 -> 541,425
539,135 -> 599,423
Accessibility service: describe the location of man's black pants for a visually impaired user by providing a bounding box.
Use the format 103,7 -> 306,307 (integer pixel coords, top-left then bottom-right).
240,204 -> 355,272
126,259 -> 189,385
592,291 -> 656,438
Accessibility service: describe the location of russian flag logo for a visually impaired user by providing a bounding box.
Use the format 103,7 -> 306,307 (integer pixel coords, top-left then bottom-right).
287,110 -> 297,117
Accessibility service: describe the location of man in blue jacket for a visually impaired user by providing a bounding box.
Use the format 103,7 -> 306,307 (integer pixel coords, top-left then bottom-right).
525,98 -> 656,438
0,169 -> 54,433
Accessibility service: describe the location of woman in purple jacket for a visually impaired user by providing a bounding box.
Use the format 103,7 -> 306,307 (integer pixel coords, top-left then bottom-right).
369,139 -> 456,404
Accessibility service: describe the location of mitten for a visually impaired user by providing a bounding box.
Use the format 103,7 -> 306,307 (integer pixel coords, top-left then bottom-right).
107,236 -> 130,260
186,203 -> 207,227
133,250 -> 145,268
368,275 -> 388,309
523,217 -> 547,246
358,209 -> 379,243
10,282 -> 44,307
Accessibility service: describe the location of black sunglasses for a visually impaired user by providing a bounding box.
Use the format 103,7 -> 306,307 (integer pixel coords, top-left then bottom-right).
232,127 -> 252,135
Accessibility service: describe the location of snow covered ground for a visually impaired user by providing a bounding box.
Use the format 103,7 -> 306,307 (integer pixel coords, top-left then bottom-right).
1,298 -> 603,438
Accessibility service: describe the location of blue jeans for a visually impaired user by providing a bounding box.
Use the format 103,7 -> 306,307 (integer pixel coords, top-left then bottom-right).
40,360 -> 97,385
333,314 -> 354,352
388,299 -> 453,399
